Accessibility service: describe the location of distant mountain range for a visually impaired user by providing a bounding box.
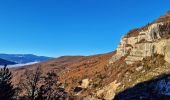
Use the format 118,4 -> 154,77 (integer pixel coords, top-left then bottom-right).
0,58 -> 16,65
0,54 -> 53,64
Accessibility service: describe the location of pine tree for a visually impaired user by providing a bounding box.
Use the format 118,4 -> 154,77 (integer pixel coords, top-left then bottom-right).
0,65 -> 15,100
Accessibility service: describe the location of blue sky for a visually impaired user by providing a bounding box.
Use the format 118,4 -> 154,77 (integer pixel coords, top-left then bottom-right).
0,0 -> 169,57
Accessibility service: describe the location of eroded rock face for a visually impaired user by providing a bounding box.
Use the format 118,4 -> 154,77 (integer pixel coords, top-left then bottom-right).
107,14 -> 170,100
110,22 -> 170,65
146,23 -> 163,41
141,22 -> 170,41
125,39 -> 170,64
109,37 -> 135,64
125,43 -> 155,64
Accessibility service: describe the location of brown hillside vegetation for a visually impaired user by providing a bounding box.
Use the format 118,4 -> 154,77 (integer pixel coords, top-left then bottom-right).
155,11 -> 170,23
126,11 -> 170,37
11,52 -> 115,88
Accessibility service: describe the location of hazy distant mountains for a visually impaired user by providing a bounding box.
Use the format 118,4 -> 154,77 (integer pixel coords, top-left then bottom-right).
0,54 -> 53,64
0,58 -> 16,65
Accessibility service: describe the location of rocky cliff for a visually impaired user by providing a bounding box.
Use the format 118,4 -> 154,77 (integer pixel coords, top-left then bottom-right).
91,11 -> 170,100
110,20 -> 170,65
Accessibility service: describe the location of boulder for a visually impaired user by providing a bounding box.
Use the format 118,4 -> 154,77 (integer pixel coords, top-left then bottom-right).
81,79 -> 90,89
135,66 -> 143,71
165,40 -> 170,63
154,40 -> 167,55
95,80 -> 121,100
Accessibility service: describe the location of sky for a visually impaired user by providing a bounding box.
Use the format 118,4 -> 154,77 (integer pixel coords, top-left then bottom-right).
0,0 -> 170,57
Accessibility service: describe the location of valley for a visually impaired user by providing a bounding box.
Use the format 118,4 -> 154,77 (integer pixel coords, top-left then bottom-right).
10,11 -> 170,100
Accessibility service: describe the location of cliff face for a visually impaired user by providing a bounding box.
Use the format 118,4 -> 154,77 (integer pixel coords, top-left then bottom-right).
110,21 -> 170,65
101,12 -> 170,100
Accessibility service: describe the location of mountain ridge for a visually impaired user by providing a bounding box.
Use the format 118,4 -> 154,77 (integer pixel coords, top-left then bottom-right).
0,53 -> 53,64
0,58 -> 16,65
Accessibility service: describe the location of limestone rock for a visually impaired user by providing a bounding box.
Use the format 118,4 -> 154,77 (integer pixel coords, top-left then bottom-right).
109,37 -> 134,64
135,66 -> 143,71
125,43 -> 155,64
147,23 -> 163,41
81,79 -> 90,89
110,21 -> 170,65
165,40 -> 170,63
154,40 -> 167,55
109,54 -> 123,64
141,22 -> 170,41
95,80 -> 121,100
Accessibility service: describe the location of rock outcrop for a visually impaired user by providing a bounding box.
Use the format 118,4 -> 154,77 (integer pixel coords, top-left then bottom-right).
75,12 -> 170,100
110,22 -> 170,65
81,79 -> 90,89
165,43 -> 170,63
91,81 -> 121,100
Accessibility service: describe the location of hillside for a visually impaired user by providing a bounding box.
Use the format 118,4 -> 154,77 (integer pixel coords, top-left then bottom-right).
11,52 -> 114,85
11,11 -> 170,100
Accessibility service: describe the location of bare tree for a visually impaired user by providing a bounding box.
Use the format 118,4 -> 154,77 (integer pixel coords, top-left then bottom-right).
36,71 -> 68,100
19,66 -> 42,100
17,66 -> 68,100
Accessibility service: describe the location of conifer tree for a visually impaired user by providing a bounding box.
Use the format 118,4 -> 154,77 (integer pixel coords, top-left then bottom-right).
0,65 -> 15,100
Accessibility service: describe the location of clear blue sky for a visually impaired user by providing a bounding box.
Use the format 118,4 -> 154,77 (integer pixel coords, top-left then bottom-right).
0,0 -> 169,57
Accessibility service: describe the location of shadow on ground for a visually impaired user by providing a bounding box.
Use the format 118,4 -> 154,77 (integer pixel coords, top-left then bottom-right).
114,74 -> 170,100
